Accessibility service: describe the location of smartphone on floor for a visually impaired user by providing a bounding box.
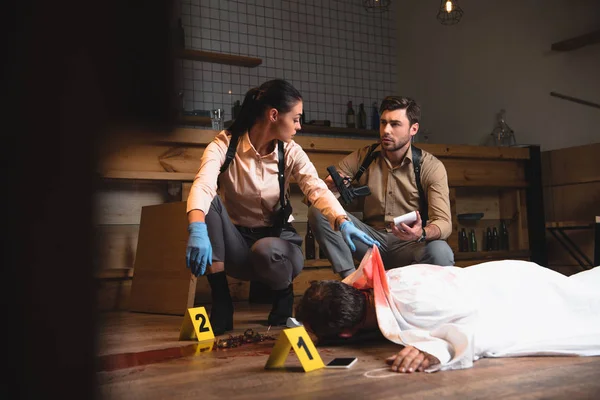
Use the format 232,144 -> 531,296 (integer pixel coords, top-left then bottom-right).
325,357 -> 358,369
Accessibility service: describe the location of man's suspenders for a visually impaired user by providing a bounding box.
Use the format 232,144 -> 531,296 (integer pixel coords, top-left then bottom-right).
352,143 -> 429,226
410,146 -> 429,225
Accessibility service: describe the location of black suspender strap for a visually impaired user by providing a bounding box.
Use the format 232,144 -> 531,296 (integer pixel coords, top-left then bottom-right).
219,133 -> 240,175
277,140 -> 286,210
411,145 -> 428,226
352,142 -> 429,226
353,142 -> 380,183
220,136 -> 286,211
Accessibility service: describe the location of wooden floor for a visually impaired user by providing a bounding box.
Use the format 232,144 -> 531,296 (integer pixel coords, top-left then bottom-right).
95,302 -> 600,400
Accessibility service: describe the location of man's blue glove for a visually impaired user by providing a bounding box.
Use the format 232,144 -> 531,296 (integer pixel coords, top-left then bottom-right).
339,220 -> 381,252
186,222 -> 213,277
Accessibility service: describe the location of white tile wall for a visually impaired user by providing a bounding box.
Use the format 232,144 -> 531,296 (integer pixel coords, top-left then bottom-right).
179,0 -> 397,128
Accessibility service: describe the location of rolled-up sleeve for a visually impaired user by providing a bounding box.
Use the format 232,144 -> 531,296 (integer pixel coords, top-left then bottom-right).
186,133 -> 228,215
422,159 -> 452,239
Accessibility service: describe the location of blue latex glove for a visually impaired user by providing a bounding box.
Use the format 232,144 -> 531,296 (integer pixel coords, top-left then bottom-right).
339,220 -> 381,252
186,222 -> 213,276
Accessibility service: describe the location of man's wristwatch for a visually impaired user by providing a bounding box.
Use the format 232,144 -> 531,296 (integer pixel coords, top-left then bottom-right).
416,228 -> 427,243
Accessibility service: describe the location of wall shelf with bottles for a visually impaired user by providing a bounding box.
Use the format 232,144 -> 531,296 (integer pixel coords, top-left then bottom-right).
177,115 -> 233,127
176,49 -> 262,67
450,185 -> 532,263
174,118 -> 380,136
299,125 -> 379,137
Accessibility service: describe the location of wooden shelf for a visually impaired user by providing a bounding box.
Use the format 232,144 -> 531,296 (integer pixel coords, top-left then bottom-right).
96,268 -> 134,280
178,115 -> 211,126
177,115 -> 233,127
454,249 -> 530,261
101,170 -> 196,181
176,49 -> 262,67
551,29 -> 600,51
174,118 -> 377,135
300,125 -> 378,137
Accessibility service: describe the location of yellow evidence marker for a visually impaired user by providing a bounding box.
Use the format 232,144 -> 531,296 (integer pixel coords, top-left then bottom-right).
179,306 -> 215,342
264,326 -> 325,372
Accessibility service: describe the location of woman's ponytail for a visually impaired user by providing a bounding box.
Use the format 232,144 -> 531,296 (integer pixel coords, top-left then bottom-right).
227,87 -> 261,137
227,79 -> 302,137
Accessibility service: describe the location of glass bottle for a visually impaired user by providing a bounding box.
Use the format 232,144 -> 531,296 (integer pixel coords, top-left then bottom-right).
469,229 -> 477,252
176,18 -> 185,49
459,228 -> 467,252
232,100 -> 242,120
305,222 -> 316,260
318,246 -> 326,260
485,227 -> 492,251
492,227 -> 500,251
490,109 -> 516,146
346,101 -> 355,128
357,103 -> 367,129
371,102 -> 379,130
501,220 -> 509,250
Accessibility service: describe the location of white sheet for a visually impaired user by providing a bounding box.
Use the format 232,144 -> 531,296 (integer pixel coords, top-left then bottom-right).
344,247 -> 600,372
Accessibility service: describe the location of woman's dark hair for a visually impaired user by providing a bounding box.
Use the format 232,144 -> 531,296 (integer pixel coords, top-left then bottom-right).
379,96 -> 421,126
295,280 -> 367,339
227,79 -> 302,136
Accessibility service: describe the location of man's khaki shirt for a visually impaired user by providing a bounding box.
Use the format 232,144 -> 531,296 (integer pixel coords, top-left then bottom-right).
337,145 -> 452,239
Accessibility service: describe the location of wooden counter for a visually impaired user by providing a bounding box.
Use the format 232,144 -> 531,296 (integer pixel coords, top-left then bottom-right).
96,128 -> 546,313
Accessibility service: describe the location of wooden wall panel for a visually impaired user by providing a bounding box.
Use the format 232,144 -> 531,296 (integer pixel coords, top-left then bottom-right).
550,182 -> 600,222
455,188 -> 501,220
94,180 -> 169,225
546,143 -> 600,186
546,230 -> 595,266
542,143 -> 600,271
97,280 -> 132,312
100,144 -> 205,174
94,224 -> 139,272
444,159 -> 526,187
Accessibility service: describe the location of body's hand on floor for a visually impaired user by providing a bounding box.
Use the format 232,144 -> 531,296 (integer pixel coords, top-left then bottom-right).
385,345 -> 438,373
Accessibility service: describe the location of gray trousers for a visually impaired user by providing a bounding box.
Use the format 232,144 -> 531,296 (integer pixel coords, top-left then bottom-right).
307,205 -> 455,277
205,196 -> 304,290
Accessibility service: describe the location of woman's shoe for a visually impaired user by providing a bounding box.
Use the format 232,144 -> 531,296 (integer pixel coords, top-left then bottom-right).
267,284 -> 294,326
207,271 -> 234,335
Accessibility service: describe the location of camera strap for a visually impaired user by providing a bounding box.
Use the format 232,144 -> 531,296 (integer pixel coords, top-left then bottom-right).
277,139 -> 287,211
410,145 -> 428,226
353,143 -> 428,226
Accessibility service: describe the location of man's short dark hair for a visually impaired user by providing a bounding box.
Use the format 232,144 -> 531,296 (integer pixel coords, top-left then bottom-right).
379,96 -> 421,126
295,280 -> 367,339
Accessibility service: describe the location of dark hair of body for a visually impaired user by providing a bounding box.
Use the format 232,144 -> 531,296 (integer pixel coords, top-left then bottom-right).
227,79 -> 303,136
295,280 -> 367,339
379,96 -> 421,127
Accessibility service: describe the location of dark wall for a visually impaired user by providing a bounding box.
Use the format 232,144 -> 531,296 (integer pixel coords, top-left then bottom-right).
2,1 -> 175,398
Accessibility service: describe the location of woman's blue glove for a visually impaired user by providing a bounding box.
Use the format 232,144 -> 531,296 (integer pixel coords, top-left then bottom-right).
339,220 -> 381,252
186,222 -> 213,276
